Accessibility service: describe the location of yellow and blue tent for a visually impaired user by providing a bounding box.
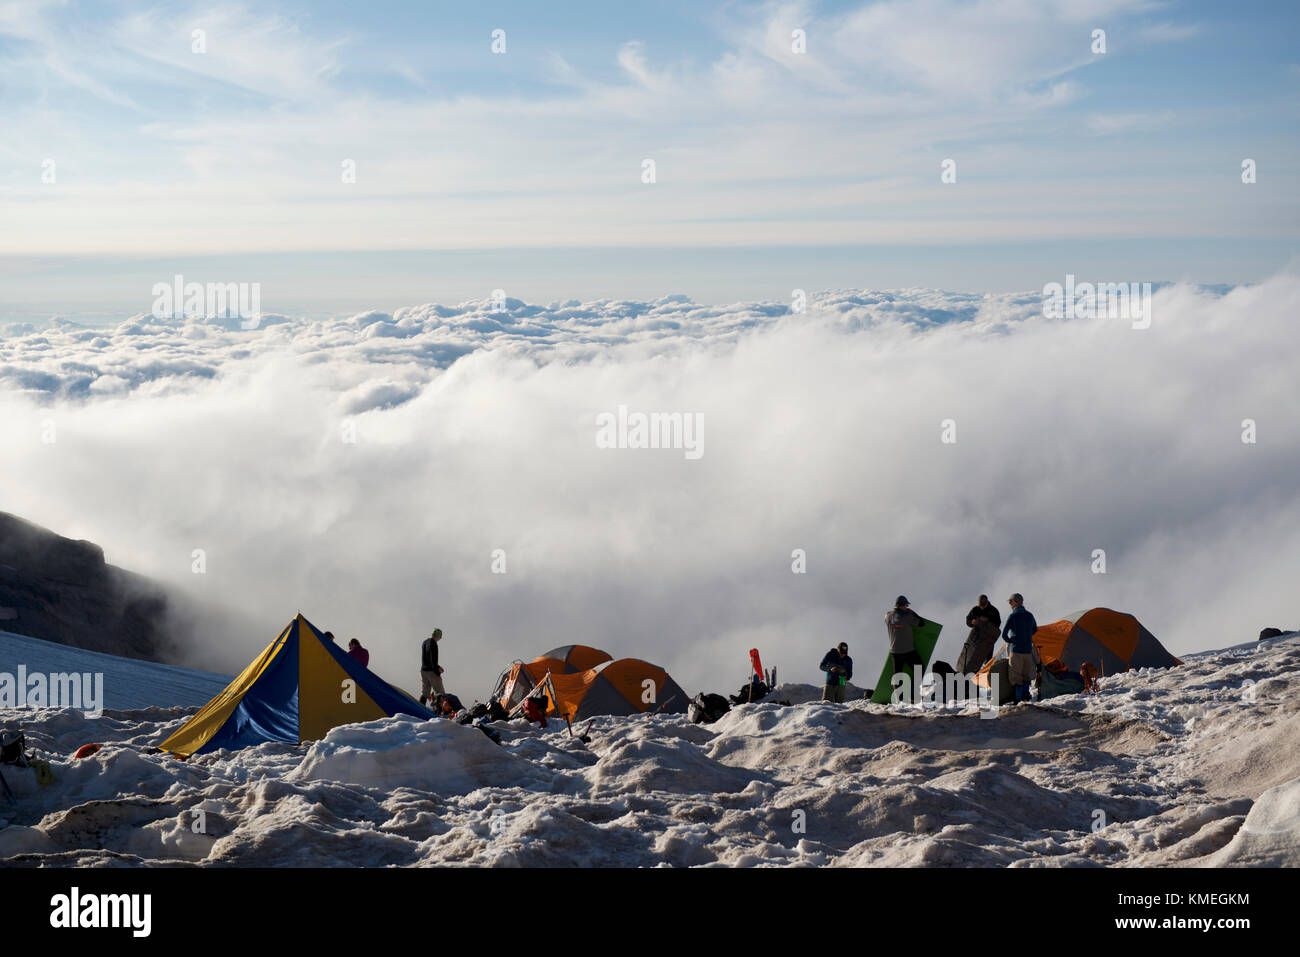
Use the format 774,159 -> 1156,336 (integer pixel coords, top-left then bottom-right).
158,613 -> 431,757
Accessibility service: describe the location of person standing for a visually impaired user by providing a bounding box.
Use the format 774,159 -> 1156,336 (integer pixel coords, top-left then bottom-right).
885,596 -> 925,702
965,594 -> 1001,631
346,638 -> 369,668
819,643 -> 853,702
956,612 -> 1000,675
1002,593 -> 1039,703
419,628 -> 445,705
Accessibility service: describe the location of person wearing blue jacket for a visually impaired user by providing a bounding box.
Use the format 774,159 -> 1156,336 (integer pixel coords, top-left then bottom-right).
1002,593 -> 1039,702
819,643 -> 853,702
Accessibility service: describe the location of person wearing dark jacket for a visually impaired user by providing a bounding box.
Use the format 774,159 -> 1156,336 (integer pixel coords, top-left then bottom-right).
419,628 -> 445,705
965,594 -> 1001,630
885,596 -> 925,702
819,643 -> 853,702
1002,594 -> 1039,702
955,613 -> 999,676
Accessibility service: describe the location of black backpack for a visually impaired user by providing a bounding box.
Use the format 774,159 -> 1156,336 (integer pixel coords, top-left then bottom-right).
729,678 -> 770,705
473,718 -> 502,745
928,659 -> 961,702
689,693 -> 731,724
0,731 -> 31,767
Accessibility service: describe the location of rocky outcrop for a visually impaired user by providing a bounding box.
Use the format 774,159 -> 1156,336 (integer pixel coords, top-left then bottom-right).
0,512 -> 178,663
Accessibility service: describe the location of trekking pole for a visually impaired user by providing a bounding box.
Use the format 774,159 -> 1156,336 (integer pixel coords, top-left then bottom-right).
653,693 -> 681,715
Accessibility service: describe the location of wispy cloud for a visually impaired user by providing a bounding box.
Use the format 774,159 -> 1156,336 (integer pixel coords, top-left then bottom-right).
1137,20 -> 1202,43
1086,109 -> 1176,134
109,3 -> 349,102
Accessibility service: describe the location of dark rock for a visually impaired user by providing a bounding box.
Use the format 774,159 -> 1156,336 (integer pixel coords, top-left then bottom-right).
0,512 -> 178,663
1258,627 -> 1285,641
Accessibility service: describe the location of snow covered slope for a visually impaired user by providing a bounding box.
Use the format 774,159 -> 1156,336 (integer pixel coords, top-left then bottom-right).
0,630 -> 231,711
0,632 -> 1296,866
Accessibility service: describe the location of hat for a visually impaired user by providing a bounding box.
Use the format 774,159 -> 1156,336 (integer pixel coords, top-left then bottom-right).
1008,593 -> 1023,603
431,628 -> 443,638
895,596 -> 909,607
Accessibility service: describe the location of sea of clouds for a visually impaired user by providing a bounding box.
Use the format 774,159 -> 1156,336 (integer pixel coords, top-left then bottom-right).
2,277 -> 1298,698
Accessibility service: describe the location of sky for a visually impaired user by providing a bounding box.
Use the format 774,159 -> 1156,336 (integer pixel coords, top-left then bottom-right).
1,0 -> 1298,317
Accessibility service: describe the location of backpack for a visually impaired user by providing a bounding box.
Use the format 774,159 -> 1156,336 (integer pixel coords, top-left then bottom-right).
1,731 -> 31,767
473,718 -> 502,745
468,702 -> 490,720
728,679 -> 769,706
929,659 -> 960,702
688,693 -> 731,725
1039,666 -> 1086,700
487,700 -> 509,722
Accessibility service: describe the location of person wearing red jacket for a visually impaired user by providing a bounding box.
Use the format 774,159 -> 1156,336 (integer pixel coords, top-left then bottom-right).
346,638 -> 369,668
521,693 -> 549,729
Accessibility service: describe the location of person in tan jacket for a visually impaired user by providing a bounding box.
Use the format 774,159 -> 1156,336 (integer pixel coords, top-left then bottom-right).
885,596 -> 925,702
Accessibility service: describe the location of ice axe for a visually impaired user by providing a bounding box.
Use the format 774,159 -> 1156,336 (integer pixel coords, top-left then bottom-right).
564,715 -> 593,744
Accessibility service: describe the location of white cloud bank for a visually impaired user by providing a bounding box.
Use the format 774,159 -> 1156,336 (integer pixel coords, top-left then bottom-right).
2,277 -> 1298,697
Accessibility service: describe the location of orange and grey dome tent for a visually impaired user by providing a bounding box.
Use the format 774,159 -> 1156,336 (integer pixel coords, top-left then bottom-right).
490,649 -> 688,721
539,644 -> 613,673
973,607 -> 1179,699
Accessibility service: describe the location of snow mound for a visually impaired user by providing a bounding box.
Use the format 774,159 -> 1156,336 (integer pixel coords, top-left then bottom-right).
1209,776 -> 1300,866
288,716 -> 546,795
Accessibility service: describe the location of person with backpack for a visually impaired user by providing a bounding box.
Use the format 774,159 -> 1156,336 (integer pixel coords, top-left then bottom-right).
1002,593 -> 1039,703
885,596 -> 925,702
819,643 -> 853,702
419,628 -> 445,706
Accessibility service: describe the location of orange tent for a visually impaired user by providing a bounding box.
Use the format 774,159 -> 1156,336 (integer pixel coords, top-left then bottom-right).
537,645 -> 613,673
490,647 -> 688,721
974,607 -> 1179,699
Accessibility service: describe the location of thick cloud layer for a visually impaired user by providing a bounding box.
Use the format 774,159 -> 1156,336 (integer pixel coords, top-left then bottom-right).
2,279 -> 1297,698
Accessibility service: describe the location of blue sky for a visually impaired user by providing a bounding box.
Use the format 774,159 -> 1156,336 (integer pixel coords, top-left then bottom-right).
1,0 -> 1297,317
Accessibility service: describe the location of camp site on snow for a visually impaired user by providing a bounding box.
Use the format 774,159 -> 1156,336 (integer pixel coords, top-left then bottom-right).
2,594 -> 1297,867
